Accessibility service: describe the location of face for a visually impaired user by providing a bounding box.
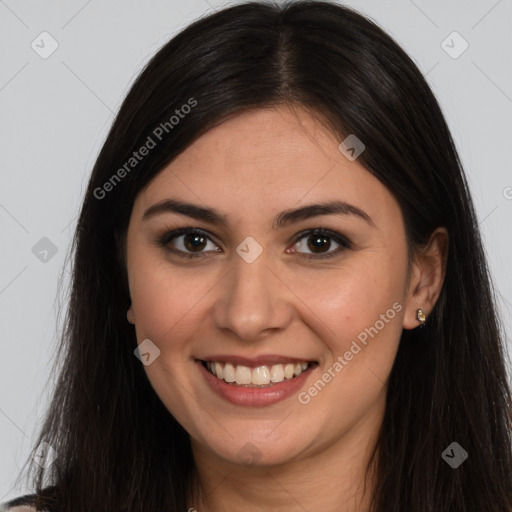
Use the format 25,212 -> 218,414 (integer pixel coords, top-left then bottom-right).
125,106 -> 418,468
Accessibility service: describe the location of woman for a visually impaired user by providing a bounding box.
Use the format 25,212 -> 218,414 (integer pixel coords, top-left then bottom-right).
3,1 -> 511,511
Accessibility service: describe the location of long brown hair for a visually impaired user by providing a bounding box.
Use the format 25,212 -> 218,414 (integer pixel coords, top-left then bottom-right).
12,1 -> 512,510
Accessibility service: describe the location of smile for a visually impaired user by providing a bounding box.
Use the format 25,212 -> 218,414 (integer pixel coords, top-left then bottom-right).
197,357 -> 317,406
202,360 -> 310,387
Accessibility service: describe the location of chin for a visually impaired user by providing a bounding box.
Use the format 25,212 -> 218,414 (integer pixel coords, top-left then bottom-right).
202,425 -> 317,468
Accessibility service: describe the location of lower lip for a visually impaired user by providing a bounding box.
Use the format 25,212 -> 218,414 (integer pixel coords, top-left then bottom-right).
196,361 -> 315,407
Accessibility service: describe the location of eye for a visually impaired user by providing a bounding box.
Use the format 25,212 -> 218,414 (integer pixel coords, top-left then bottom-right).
157,228 -> 220,259
157,227 -> 351,260
289,228 -> 351,260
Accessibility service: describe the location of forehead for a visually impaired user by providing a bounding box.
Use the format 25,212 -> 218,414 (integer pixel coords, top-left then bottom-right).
133,106 -> 400,228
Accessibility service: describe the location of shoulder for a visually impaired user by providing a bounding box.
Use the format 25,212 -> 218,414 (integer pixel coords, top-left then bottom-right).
0,495 -> 38,512
0,487 -> 57,512
0,507 -> 37,512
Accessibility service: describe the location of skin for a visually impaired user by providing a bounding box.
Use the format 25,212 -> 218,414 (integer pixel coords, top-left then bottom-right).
125,105 -> 448,511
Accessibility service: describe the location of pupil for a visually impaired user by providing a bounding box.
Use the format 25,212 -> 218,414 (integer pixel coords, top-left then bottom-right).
308,235 -> 330,253
185,234 -> 206,251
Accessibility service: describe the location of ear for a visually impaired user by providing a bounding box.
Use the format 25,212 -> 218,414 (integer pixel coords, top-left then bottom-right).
403,227 -> 449,330
115,231 -> 135,324
127,303 -> 136,325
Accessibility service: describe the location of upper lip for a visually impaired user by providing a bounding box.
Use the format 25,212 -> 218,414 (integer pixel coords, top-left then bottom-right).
197,354 -> 316,368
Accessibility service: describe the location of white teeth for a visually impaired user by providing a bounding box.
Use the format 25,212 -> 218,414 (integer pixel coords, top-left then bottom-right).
214,362 -> 223,379
235,365 -> 252,385
270,364 -> 284,383
252,366 -> 270,385
204,361 -> 311,386
223,363 -> 236,382
284,363 -> 295,379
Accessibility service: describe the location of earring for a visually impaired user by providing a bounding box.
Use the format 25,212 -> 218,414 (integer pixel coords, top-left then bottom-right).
416,308 -> 426,325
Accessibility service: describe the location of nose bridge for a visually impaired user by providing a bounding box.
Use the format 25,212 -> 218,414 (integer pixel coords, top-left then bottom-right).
213,248 -> 292,341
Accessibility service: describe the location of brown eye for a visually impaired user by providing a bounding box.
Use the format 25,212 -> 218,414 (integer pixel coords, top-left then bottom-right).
158,228 -> 220,258
157,227 -> 351,260
290,228 -> 351,260
307,234 -> 332,254
182,233 -> 208,252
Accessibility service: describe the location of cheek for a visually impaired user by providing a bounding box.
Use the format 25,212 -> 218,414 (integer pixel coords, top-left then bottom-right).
127,261 -> 206,424
298,265 -> 404,428
304,256 -> 406,354
128,255 -> 205,347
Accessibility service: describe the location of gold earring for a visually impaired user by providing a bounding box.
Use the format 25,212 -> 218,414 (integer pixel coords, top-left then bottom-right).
416,308 -> 426,325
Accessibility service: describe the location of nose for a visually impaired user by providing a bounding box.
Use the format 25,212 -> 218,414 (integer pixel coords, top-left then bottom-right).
213,249 -> 294,342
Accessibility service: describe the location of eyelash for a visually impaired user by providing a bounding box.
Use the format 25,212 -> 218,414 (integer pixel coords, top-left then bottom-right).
156,227 -> 352,260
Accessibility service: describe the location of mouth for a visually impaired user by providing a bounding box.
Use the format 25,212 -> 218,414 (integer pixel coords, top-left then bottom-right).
199,360 -> 315,388
195,354 -> 319,406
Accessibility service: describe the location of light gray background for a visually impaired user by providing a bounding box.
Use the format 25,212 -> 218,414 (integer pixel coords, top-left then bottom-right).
1,0 -> 511,502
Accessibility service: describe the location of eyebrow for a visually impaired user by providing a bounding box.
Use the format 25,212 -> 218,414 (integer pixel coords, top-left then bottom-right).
142,198 -> 375,229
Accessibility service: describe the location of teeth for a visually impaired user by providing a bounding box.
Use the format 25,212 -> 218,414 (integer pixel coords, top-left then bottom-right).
270,364 -> 284,383
204,361 -> 310,386
252,366 -> 270,385
214,362 -> 223,379
235,365 -> 252,385
223,363 -> 236,382
284,363 -> 295,379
